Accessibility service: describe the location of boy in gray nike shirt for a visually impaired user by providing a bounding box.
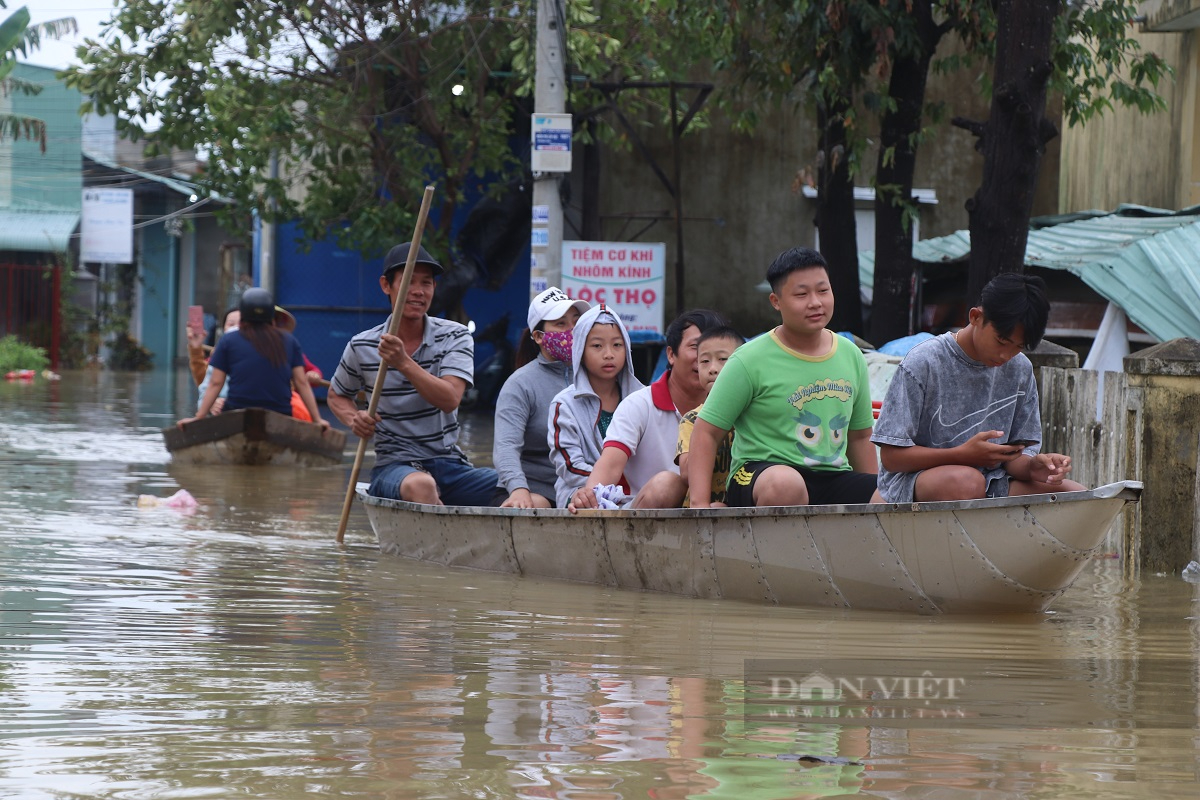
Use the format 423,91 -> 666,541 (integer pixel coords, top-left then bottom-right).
872,273 -> 1084,502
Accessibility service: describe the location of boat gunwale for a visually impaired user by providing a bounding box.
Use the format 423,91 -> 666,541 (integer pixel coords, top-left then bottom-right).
357,480 -> 1142,518
161,407 -> 346,464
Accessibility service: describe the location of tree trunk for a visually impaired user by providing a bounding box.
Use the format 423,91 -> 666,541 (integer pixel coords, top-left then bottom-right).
962,0 -> 1062,304
815,93 -> 864,335
869,4 -> 942,347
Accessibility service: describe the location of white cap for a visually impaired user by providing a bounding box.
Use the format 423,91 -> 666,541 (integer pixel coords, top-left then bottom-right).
528,287 -> 589,330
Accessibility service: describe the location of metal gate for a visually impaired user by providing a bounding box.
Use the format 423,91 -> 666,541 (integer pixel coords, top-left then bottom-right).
0,262 -> 60,368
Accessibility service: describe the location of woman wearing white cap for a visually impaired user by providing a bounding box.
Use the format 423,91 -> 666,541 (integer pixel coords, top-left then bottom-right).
491,288 -> 590,507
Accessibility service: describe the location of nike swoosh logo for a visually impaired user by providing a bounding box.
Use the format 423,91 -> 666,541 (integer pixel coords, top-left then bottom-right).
929,392 -> 1025,447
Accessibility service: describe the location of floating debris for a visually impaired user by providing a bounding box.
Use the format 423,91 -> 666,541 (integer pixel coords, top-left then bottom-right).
136,489 -> 198,511
765,754 -> 862,766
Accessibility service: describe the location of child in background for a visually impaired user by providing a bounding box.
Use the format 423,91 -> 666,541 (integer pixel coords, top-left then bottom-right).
547,304 -> 644,509
675,326 -> 743,506
193,308 -> 241,414
872,272 -> 1083,501
493,288 -> 589,508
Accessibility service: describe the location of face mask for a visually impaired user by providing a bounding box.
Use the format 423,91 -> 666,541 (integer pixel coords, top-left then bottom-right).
540,329 -> 573,362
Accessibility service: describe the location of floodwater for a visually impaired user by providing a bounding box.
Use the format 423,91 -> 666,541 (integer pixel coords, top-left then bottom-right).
1,370 -> 1198,800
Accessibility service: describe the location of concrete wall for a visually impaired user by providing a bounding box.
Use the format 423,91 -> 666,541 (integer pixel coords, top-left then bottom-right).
590,38 -> 1060,337
1059,27 -> 1197,211
1042,340 -> 1200,573
1142,0 -> 1200,34
592,96 -> 813,337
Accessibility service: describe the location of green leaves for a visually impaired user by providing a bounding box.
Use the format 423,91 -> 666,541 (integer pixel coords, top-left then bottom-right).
0,7 -> 31,56
0,113 -> 46,151
62,0 -> 733,257
0,7 -> 78,150
46,0 -> 1166,267
65,1 -> 541,256
0,334 -> 50,373
1050,0 -> 1170,127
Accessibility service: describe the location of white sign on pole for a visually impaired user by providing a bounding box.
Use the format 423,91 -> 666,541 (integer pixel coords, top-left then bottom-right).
530,253 -> 548,294
81,188 -> 134,264
531,113 -> 572,173
561,241 -> 666,335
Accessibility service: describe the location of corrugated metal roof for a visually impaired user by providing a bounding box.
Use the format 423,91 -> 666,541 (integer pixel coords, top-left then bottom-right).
859,206 -> 1200,342
0,208 -> 80,252
84,152 -> 205,198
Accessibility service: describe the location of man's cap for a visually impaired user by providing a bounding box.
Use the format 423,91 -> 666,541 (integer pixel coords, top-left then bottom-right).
382,242 -> 443,278
528,287 -> 590,331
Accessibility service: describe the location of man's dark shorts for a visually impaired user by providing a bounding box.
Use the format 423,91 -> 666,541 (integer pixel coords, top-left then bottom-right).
369,457 -> 498,506
725,461 -> 878,507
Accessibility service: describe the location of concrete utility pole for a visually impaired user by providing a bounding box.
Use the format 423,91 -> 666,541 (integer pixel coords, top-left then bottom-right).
531,0 -> 566,296
258,150 -> 279,296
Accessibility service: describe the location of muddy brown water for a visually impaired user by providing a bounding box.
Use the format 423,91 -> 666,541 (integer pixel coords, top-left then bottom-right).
1,370 -> 1197,799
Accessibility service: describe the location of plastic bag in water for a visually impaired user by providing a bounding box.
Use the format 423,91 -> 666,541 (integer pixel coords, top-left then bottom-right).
136,489 -> 198,511
164,489 -> 198,509
1182,561 -> 1200,583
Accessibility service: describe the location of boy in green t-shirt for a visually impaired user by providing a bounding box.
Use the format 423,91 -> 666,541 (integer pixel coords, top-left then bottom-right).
688,247 -> 881,508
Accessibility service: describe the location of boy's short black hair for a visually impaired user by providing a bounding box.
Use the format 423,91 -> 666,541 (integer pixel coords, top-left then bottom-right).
665,309 -> 729,352
697,325 -> 744,348
766,247 -> 829,293
980,272 -> 1050,349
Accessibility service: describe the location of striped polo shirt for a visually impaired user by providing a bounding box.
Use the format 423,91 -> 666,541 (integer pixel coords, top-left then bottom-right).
330,315 -> 475,467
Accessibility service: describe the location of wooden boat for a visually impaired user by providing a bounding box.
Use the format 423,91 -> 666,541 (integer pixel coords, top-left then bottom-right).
162,408 -> 346,466
358,481 -> 1142,614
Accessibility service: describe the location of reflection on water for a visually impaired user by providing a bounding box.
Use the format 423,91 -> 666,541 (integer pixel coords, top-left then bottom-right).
1,371 -> 1198,799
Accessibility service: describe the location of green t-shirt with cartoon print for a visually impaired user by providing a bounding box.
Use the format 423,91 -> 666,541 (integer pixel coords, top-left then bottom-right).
698,329 -> 874,483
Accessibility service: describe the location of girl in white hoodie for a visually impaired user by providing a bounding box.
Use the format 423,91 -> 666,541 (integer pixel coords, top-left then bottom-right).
547,304 -> 644,508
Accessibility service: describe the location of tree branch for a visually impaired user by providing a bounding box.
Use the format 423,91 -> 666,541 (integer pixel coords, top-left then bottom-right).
951,116 -> 986,139
1038,116 -> 1059,145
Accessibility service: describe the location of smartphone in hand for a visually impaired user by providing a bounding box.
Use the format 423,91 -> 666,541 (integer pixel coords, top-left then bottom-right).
187,305 -> 204,335
1003,438 -> 1037,448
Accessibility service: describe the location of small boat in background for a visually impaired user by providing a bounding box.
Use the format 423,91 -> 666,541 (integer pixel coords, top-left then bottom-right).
358,481 -> 1141,614
163,408 -> 346,466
